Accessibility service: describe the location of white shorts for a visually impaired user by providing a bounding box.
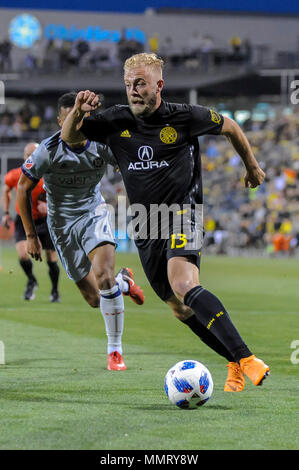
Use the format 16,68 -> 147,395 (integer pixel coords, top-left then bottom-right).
48,203 -> 116,282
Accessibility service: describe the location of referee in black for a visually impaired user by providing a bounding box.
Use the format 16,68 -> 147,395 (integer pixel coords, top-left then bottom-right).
61,53 -> 270,392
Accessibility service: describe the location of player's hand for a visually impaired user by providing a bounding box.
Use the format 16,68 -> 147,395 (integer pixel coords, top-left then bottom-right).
75,90 -> 101,113
1,213 -> 11,229
244,166 -> 265,188
26,235 -> 43,262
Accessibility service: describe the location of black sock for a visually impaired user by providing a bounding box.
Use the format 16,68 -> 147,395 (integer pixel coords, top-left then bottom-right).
184,286 -> 252,363
47,261 -> 60,291
182,314 -> 234,362
19,259 -> 36,282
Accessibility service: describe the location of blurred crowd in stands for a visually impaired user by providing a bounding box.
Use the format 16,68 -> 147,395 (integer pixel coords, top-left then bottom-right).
1,97 -> 299,257
0,101 -> 56,142
201,111 -> 299,256
0,32 -> 266,74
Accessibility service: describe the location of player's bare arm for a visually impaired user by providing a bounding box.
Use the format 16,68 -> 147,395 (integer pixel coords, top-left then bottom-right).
2,184 -> 12,229
221,116 -> 265,188
61,90 -> 101,144
16,173 -> 43,261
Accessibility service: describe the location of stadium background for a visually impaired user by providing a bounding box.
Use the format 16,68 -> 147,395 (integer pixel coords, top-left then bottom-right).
0,1 -> 299,452
1,0 -> 299,257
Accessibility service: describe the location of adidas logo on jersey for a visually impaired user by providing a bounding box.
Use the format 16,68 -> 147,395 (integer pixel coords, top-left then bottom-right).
120,130 -> 131,137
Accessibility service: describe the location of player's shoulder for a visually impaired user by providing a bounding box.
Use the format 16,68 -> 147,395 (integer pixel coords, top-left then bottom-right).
96,104 -> 131,120
162,101 -> 196,120
5,167 -> 21,184
43,130 -> 61,151
167,101 -> 221,125
6,166 -> 22,177
164,101 -> 209,114
91,105 -> 133,134
33,130 -> 62,163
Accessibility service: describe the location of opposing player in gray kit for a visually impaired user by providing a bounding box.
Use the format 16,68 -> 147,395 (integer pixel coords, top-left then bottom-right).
17,92 -> 145,371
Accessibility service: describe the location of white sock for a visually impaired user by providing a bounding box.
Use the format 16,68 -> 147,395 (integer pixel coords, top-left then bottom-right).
100,284 -> 125,355
115,274 -> 129,293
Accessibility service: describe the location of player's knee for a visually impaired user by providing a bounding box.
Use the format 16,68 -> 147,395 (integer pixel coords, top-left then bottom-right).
17,247 -> 30,260
45,250 -> 57,263
171,278 -> 198,302
94,269 -> 115,290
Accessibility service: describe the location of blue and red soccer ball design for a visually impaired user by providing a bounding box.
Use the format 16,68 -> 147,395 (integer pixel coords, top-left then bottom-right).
164,360 -> 213,409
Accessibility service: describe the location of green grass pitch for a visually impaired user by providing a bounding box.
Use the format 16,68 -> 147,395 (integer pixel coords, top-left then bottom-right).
0,246 -> 298,450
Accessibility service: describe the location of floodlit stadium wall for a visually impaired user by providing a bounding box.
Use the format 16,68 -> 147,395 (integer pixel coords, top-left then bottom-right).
0,7 -> 299,54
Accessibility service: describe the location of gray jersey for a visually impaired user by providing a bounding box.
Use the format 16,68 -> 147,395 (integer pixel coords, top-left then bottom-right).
22,131 -> 116,226
22,131 -> 117,282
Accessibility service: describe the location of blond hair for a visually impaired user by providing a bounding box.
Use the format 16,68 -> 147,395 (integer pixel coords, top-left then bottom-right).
124,53 -> 164,72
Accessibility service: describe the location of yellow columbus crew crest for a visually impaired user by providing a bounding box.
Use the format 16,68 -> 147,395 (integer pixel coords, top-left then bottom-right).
210,109 -> 221,125
160,126 -> 177,144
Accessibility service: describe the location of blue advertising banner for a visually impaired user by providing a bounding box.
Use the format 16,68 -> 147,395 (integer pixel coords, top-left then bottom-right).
1,0 -> 299,15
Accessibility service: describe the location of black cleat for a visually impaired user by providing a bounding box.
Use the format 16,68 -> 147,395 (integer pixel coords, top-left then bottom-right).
50,289 -> 61,303
24,279 -> 38,301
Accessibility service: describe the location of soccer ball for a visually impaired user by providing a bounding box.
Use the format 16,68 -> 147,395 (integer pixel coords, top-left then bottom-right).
164,360 -> 213,409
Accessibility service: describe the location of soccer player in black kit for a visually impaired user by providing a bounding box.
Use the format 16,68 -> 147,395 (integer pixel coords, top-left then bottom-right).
61,53 -> 270,392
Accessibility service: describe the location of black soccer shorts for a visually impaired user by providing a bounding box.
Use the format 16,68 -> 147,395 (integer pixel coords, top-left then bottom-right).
135,226 -> 203,302
14,214 -> 55,250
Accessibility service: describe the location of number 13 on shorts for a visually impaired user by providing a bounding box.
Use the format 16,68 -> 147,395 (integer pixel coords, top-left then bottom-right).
170,233 -> 188,249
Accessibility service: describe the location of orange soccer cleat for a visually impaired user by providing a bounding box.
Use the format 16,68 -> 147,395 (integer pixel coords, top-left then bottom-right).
118,267 -> 145,305
240,355 -> 270,386
107,351 -> 127,371
224,362 -> 245,392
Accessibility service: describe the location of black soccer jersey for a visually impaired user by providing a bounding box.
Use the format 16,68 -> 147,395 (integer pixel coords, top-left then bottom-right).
80,101 -> 224,209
